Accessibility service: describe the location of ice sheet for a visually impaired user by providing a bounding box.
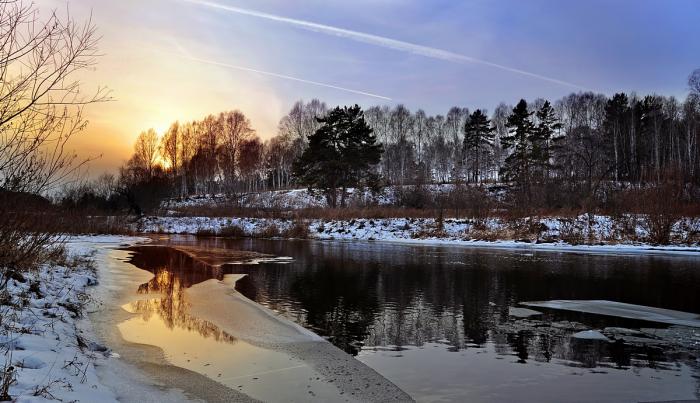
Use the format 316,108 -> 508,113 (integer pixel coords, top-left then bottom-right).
521,300 -> 700,328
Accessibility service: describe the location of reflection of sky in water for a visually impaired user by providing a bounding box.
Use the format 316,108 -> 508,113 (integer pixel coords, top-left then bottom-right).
127,237 -> 700,402
124,269 -> 236,344
118,249 -> 345,402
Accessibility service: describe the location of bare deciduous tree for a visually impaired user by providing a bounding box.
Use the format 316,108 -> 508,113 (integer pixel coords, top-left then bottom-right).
0,1 -> 108,193
160,122 -> 180,177
0,0 -> 106,287
133,129 -> 159,177
219,110 -> 254,193
689,68 -> 700,98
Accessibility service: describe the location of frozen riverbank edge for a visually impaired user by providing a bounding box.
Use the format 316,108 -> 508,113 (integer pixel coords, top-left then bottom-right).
140,215 -> 700,255
184,275 -> 413,401
3,236 -> 259,402
0,236 -> 183,402
2,236 -> 413,402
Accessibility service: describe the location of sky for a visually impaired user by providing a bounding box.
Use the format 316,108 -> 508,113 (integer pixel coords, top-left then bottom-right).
35,0 -> 700,174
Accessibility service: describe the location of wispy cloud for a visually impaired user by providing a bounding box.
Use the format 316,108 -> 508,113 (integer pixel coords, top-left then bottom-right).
182,0 -> 588,90
168,41 -> 392,100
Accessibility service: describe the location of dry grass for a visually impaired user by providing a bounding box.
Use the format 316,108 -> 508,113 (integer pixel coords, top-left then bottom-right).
170,205 -> 471,220
55,214 -> 135,235
252,223 -> 281,238
217,225 -> 246,238
281,220 -> 310,239
1,364 -> 15,401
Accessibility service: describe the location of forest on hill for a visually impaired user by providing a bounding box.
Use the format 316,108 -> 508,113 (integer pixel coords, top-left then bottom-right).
62,69 -> 700,217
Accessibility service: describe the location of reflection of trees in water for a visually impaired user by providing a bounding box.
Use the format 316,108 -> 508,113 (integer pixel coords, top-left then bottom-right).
129,246 -> 224,287
128,247 -> 236,344
127,238 -> 699,390
232,242 -> 698,374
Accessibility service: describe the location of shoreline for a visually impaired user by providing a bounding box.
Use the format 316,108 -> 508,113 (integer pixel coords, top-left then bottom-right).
182,275 -> 413,402
5,235 -> 698,401
348,237 -> 700,256
90,237 -> 413,402
140,215 -> 700,256
1,235 -> 198,402
85,236 -> 258,402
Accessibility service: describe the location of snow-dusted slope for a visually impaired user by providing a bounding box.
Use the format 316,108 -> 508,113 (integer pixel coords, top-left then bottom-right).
1,236 -> 146,402
139,215 -> 700,254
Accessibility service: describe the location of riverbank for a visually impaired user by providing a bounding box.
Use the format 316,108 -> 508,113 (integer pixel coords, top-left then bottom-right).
0,236 -> 173,402
139,214 -> 700,255
1,236 -> 271,402
107,242 -> 412,402
6,236 -> 412,402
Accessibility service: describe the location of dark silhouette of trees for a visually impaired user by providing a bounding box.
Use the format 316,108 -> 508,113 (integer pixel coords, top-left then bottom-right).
218,110 -> 255,194
161,122 -> 180,180
113,67 -> 700,214
532,100 -> 561,182
133,129 -> 159,177
292,105 -> 383,207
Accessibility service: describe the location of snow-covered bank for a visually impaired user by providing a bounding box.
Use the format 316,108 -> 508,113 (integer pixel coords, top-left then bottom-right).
139,215 -> 700,255
0,236 -> 145,402
162,187 -> 403,211
160,184 -> 507,212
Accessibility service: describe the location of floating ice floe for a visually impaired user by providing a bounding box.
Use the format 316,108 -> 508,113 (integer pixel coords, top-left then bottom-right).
521,300 -> 700,328
508,307 -> 543,318
571,330 -> 611,341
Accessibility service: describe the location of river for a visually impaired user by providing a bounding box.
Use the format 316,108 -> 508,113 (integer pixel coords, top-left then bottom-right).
122,235 -> 700,402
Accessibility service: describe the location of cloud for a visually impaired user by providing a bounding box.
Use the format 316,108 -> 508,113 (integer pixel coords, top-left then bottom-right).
182,0 -> 588,90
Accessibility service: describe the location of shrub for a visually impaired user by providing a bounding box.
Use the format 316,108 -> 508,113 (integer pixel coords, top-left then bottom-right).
282,220 -> 310,239
218,225 -> 246,238
254,224 -> 281,238
316,222 -> 326,233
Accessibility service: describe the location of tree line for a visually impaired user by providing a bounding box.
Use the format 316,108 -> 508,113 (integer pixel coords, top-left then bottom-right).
98,69 -> 700,212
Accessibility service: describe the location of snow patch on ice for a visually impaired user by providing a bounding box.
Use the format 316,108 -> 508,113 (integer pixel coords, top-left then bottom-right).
509,307 -> 542,318
522,300 -> 700,328
571,330 -> 611,341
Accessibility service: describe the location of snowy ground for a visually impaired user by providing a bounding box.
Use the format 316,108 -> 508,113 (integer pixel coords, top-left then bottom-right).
139,214 -> 700,254
160,184 -> 506,211
0,236 -> 145,402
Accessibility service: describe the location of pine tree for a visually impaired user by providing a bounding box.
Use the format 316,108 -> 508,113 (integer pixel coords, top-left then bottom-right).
462,109 -> 494,183
532,100 -> 561,180
500,99 -> 535,199
292,105 -> 383,207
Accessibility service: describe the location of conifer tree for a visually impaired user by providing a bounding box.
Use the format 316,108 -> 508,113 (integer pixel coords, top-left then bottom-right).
462,109 -> 494,183
532,100 -> 561,180
293,105 -> 383,207
500,99 -> 535,199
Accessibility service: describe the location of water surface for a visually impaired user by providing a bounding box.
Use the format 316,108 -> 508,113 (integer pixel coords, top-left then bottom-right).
130,236 -> 700,402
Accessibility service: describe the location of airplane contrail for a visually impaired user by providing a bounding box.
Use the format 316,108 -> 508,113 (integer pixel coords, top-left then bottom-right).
175,52 -> 393,101
182,0 -> 588,90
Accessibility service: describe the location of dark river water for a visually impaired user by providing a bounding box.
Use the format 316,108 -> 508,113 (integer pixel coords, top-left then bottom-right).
127,236 -> 700,402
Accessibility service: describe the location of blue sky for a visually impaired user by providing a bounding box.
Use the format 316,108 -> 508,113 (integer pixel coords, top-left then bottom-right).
177,0 -> 699,110
37,0 -> 700,170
